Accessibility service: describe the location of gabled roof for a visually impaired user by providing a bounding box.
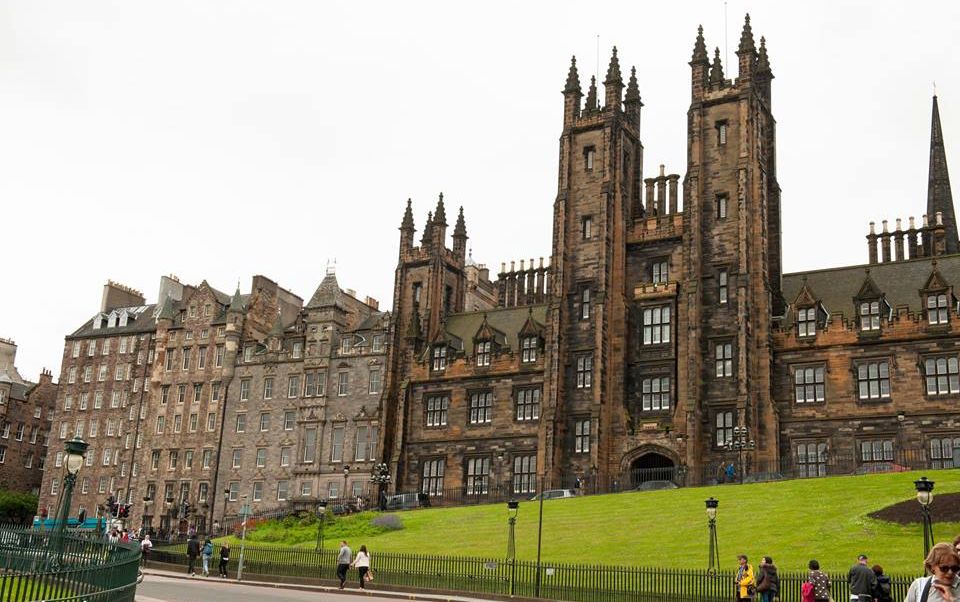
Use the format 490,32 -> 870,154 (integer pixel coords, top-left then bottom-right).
855,270 -> 884,300
922,261 -> 950,291
442,304 -> 548,357
306,273 -> 342,310
69,304 -> 157,338
474,314 -> 507,347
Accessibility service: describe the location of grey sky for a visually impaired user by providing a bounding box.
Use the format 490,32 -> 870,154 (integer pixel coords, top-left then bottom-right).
2,1 -> 958,380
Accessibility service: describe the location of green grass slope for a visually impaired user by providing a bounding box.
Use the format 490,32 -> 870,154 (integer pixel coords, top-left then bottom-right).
226,469 -> 960,574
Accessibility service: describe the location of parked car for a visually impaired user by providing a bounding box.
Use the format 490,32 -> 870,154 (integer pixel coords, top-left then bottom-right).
529,489 -> 578,501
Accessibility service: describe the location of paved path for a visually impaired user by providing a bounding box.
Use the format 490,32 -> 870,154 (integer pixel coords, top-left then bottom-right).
137,569 -> 504,602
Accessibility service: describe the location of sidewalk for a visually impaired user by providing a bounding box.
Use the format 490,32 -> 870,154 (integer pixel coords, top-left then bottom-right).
142,567 -> 537,602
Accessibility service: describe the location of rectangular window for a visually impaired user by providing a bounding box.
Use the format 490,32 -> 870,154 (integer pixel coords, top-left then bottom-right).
372,335 -> 384,353
72,341 -> 81,358
193,383 -> 202,403
287,375 -> 301,398
301,481 -> 313,497
303,428 -> 317,463
515,388 -> 541,421
259,412 -> 271,432
422,459 -> 445,496
239,379 -> 250,401
337,372 -> 348,396
924,356 -> 960,395
580,288 -> 591,320
197,347 -> 207,369
317,372 -> 326,396
475,341 -> 491,367
231,449 -> 242,468
68,367 -> 76,384
202,449 -> 212,469
716,194 -> 728,219
235,414 -> 246,432
641,376 -> 671,411
165,348 -> 175,371
184,450 -> 193,469
469,391 -> 493,424
715,411 -> 734,447
341,336 -> 352,355
521,336 -> 537,363
431,346 -> 447,371
797,307 -> 817,337
581,216 -> 593,240
155,416 -> 165,434
181,347 -> 191,371
84,366 -> 92,383
98,364 -> 107,382
574,419 -> 590,453
354,426 -> 369,461
188,413 -> 198,432
114,365 -> 124,381
928,294 -> 950,325
652,260 -> 669,284
87,341 -> 96,357
167,450 -> 177,469
160,386 -> 170,405
576,354 -> 593,389
426,395 -> 449,427
211,382 -> 221,402
243,346 -> 254,363
642,306 -> 671,345
718,270 -> 728,305
584,146 -> 596,171
860,440 -> 895,466
715,343 -> 733,377
717,122 -> 728,145
930,437 -> 960,469
857,360 -> 891,400
796,442 -> 828,478
860,301 -> 881,331
303,373 -> 316,397
64,395 -> 73,411
368,369 -> 381,394
331,426 -> 344,462
280,447 -> 291,467
176,384 -> 186,404
292,342 -> 303,358
102,339 -> 111,355
206,412 -> 216,431
256,448 -> 267,468
794,365 -> 826,403
465,457 -> 490,495
215,345 -> 225,368
228,482 -> 239,501
284,411 -> 296,430
513,454 -> 537,494
173,415 -> 182,433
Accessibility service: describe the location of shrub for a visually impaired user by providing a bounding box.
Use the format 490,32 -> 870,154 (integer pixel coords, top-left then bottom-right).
370,514 -> 403,531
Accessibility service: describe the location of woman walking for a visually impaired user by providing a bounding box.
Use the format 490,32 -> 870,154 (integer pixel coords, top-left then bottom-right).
218,542 -> 231,578
201,539 -> 213,577
351,545 -> 372,589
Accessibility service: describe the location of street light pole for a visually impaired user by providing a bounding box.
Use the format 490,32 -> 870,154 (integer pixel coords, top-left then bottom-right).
237,495 -> 250,581
506,500 -> 519,596
705,497 -> 720,575
221,488 -> 230,534
315,501 -> 327,552
915,477 -> 935,559
535,476 -> 545,598
342,465 -> 351,502
370,462 -> 392,511
724,426 -> 755,484
52,437 -> 89,562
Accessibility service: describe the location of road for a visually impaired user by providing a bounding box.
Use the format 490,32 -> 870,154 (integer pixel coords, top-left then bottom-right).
137,574 -> 400,602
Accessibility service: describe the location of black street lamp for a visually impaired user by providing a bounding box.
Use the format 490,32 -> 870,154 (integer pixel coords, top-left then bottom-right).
914,476 -> 935,558
705,497 -> 720,575
315,501 -> 328,552
507,499 -> 519,596
53,437 -> 89,556
534,476 -> 545,598
370,462 -> 392,511
342,465 -> 351,501
722,426 -> 755,484
221,488 -> 230,533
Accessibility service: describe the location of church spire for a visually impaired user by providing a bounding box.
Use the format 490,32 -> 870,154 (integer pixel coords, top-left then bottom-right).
584,76 -> 598,113
624,66 -> 642,109
564,55 -> 581,94
691,25 -> 708,65
928,95 -> 959,254
604,46 -> 623,110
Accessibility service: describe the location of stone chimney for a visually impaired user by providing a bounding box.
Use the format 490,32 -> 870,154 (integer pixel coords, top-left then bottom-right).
0,337 -> 25,384
101,280 -> 146,313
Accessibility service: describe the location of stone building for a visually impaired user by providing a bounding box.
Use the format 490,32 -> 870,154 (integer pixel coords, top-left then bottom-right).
0,338 -> 57,496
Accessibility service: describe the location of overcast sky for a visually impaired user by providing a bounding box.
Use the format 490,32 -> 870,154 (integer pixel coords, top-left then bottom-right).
2,1 -> 958,380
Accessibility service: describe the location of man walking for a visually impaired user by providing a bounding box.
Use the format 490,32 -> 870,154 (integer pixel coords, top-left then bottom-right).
848,554 -> 876,602
186,532 -> 200,576
337,540 -> 352,589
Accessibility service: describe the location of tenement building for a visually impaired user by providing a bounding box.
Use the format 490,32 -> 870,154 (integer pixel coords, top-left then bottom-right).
0,338 -> 57,496
37,16 -> 960,528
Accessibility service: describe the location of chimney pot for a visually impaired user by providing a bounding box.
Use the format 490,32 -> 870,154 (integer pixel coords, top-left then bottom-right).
869,221 -> 876,234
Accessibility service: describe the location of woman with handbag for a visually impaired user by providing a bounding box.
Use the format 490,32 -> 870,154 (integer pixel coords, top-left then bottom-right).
735,554 -> 756,602
351,544 -> 372,589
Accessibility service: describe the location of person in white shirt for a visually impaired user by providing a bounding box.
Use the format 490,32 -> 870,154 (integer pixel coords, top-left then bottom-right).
351,545 -> 372,589
905,543 -> 960,602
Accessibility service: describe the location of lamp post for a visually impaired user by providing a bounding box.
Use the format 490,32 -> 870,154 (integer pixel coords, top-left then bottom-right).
723,426 -> 755,484
142,496 -> 153,534
915,477 -> 935,558
237,495 -> 250,581
507,500 -> 519,596
221,488 -> 230,534
370,462 -> 392,511
342,465 -> 351,501
705,497 -> 720,575
535,476 -> 545,598
52,437 -> 88,561
315,501 -> 327,552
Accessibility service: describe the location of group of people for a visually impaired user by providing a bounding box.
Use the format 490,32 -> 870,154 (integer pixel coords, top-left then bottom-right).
185,533 -> 231,578
336,540 -> 373,589
733,536 -> 960,602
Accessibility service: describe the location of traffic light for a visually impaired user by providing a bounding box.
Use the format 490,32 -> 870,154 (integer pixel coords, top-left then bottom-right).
119,504 -> 130,519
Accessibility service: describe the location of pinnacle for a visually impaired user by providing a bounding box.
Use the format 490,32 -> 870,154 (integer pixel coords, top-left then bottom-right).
401,198 -> 415,230
691,24 -> 709,64
738,13 -> 756,54
564,55 -> 581,94
584,76 -> 598,112
625,66 -> 642,105
710,47 -> 724,84
434,193 -> 447,225
604,46 -> 622,85
757,36 -> 771,72
453,206 -> 467,238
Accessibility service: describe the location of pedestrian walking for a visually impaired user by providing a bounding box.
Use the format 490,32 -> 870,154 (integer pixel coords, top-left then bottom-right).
218,542 -> 230,578
734,554 -> 756,602
186,533 -> 200,576
336,540 -> 352,589
848,554 -> 877,602
139,534 -> 152,566
804,560 -> 831,602
201,539 -> 213,577
904,542 -> 960,602
725,463 -> 736,483
756,556 -> 779,602
871,564 -> 892,602
351,545 -> 372,589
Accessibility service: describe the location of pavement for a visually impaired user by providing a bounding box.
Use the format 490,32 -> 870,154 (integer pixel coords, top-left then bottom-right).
138,568 -> 516,602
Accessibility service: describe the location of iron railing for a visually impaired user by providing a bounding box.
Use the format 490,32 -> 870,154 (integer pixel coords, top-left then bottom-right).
151,543 -> 918,602
0,525 -> 140,602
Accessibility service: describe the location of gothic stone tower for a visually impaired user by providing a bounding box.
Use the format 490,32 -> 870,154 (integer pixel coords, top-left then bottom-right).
680,16 -> 782,473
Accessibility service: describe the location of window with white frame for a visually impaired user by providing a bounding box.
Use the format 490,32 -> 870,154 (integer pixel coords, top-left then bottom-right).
580,288 -> 591,320
521,336 -> 538,363
796,442 -> 828,478
930,436 -> 960,468
715,411 -> 734,447
574,419 -> 590,453
302,428 -> 317,463
641,376 -> 670,411
465,457 -> 490,495
513,454 -> 537,494
797,307 -> 817,337
718,270 -> 729,305
642,306 -> 671,345
475,341 -> 491,367
421,459 -> 445,496
576,354 -> 593,389
857,360 -> 891,400
330,426 -> 344,462
515,388 -> 540,421
715,342 -> 733,377
252,481 -> 263,502
859,439 -> 894,466
279,447 -> 291,467
426,395 -> 449,427
652,260 -> 669,284
368,369 -> 381,394
924,356 -> 960,396
431,346 -> 447,371
859,300 -> 882,331
928,293 -> 950,325
337,372 -> 348,396
288,375 -> 301,398
239,379 -> 250,401
794,365 -> 825,403
235,414 -> 246,433
256,448 -> 267,468
469,391 -> 493,425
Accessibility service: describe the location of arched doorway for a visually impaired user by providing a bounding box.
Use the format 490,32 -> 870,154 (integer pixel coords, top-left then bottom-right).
629,452 -> 676,487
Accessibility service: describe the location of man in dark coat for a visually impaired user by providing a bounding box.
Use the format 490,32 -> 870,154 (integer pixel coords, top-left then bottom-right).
186,533 -> 200,576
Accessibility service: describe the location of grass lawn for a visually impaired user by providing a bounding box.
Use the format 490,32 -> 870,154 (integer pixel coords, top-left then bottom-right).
218,469 -> 960,574
0,576 -> 71,601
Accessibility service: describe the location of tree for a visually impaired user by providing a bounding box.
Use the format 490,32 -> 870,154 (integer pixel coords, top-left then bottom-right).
0,490 -> 39,524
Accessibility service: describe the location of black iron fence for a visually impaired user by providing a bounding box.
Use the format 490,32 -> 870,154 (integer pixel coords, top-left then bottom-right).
0,524 -> 141,602
151,542 -> 918,602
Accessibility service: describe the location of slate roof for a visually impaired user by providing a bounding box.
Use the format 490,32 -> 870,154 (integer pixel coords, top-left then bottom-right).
443,304 -> 548,356
68,305 -> 158,338
782,254 -> 960,325
351,313 -> 388,333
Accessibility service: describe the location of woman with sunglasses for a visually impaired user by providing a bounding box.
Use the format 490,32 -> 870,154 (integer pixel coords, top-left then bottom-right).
905,542 -> 960,602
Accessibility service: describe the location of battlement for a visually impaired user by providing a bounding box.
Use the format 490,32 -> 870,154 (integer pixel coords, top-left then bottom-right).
866,213 -> 948,264
496,257 -> 551,308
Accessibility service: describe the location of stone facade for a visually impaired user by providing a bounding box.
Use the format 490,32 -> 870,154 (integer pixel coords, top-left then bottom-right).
0,338 -> 57,496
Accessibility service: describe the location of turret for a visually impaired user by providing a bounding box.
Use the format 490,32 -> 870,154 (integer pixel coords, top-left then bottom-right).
603,47 -> 623,111
690,25 -> 709,100
399,198 -> 415,255
736,13 -> 756,81
563,56 -> 582,127
452,206 -> 468,262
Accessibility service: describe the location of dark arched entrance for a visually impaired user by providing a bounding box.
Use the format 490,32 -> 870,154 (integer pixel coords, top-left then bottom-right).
630,453 -> 676,487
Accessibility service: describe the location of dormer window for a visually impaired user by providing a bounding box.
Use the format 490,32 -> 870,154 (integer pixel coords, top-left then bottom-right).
431,345 -> 447,371
927,294 -> 949,325
521,336 -> 538,363
859,301 -> 881,331
475,341 -> 491,367
797,307 -> 817,337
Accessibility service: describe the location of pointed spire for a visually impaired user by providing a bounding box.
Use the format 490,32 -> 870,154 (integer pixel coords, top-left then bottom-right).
229,286 -> 244,313
757,37 -> 770,71
564,56 -> 581,94
434,192 -> 447,226
927,95 -> 959,254
401,198 -> 414,231
420,211 -> 433,246
453,206 -> 467,238
584,76 -> 598,112
604,46 -> 622,85
710,47 -> 725,85
624,66 -> 642,106
691,25 -> 709,65
737,13 -> 756,54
